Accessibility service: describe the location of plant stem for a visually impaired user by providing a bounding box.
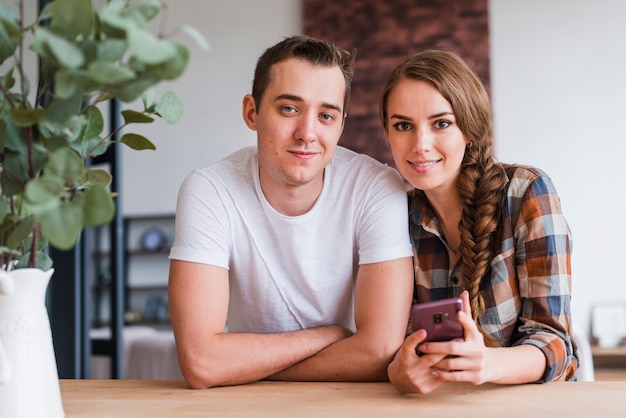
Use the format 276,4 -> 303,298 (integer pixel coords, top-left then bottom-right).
28,222 -> 40,269
17,0 -> 27,108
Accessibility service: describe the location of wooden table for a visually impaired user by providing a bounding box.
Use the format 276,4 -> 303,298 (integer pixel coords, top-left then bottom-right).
60,379 -> 626,417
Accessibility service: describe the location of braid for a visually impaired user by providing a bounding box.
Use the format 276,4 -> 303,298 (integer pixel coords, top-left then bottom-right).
457,142 -> 507,345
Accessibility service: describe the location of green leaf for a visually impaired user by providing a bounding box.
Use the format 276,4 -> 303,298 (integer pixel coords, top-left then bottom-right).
128,26 -> 177,65
109,73 -> 158,102
24,176 -> 64,206
155,91 -> 183,124
88,60 -> 136,84
15,252 -> 53,271
180,24 -> 211,52
0,118 -> 5,149
0,246 -> 21,257
79,136 -> 108,158
54,69 -> 78,99
9,108 -> 46,127
145,44 -> 189,80
40,201 -> 84,250
1,66 -> 16,90
120,133 -> 156,150
141,87 -> 156,110
74,106 -> 105,158
86,169 -> 112,187
6,216 -> 35,250
35,28 -> 85,69
83,184 -> 115,226
97,39 -> 128,62
100,0 -> 144,31
80,106 -> 104,141
45,147 -> 86,184
0,197 -> 7,218
0,145 -> 48,197
40,86 -> 83,127
23,177 -> 64,218
122,109 -> 154,124
0,169 -> 23,197
0,4 -> 17,23
125,0 -> 161,23
0,7 -> 20,64
47,0 -> 94,39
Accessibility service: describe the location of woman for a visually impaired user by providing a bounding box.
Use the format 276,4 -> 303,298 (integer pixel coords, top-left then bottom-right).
380,50 -> 578,394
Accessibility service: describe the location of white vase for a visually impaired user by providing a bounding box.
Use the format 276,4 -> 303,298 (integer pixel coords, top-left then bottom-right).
0,268 -> 65,418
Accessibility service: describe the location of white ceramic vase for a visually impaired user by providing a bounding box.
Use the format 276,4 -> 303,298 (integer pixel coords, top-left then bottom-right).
0,268 -> 65,418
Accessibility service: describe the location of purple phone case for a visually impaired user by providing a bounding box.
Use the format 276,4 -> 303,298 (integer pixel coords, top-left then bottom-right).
410,297 -> 464,343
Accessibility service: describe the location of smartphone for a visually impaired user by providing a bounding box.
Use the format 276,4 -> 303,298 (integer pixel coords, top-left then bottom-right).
410,297 -> 464,343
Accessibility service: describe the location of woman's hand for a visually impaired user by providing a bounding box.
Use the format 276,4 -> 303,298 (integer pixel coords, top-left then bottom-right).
417,291 -> 491,385
387,328 -> 448,394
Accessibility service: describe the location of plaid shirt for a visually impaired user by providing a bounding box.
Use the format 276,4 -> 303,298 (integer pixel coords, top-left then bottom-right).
409,164 -> 578,382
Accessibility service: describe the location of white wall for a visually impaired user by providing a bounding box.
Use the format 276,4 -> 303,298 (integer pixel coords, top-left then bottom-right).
490,0 -> 626,336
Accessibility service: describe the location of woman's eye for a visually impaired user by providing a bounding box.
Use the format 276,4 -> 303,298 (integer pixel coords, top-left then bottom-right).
434,120 -> 451,129
392,121 -> 411,131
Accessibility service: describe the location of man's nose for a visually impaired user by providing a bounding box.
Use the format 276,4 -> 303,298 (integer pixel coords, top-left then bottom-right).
294,113 -> 318,143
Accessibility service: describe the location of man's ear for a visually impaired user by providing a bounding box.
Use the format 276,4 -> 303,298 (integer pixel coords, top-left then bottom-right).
242,94 -> 258,131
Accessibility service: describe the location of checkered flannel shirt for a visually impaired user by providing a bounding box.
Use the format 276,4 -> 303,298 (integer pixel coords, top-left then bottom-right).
409,164 -> 578,382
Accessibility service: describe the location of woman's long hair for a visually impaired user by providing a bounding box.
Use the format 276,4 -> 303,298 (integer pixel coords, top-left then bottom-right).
380,50 -> 508,344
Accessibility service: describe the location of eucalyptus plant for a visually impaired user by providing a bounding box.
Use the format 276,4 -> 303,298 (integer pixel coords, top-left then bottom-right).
0,0 -> 207,270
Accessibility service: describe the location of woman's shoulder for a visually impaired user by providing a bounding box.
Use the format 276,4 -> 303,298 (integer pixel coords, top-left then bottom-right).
502,163 -> 559,198
502,163 -> 548,181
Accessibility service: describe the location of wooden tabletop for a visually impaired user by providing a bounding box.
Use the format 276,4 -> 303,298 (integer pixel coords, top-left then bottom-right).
60,379 -> 626,417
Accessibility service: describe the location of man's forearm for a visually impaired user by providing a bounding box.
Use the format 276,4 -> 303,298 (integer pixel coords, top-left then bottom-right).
267,330 -> 399,382
179,325 -> 351,388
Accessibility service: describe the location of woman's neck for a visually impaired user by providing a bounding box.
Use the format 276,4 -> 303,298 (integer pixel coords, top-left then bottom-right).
425,188 -> 464,255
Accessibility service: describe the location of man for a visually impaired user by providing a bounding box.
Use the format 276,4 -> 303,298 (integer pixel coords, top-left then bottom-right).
168,35 -> 413,388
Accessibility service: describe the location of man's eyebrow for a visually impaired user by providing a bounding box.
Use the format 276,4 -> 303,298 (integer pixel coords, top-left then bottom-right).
275,94 -> 342,113
275,93 -> 303,103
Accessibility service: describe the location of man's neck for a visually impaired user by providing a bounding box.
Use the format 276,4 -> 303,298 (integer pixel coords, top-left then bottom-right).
259,173 -> 325,217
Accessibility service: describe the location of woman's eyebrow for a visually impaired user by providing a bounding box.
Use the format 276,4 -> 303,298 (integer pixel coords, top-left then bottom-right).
390,111 -> 454,120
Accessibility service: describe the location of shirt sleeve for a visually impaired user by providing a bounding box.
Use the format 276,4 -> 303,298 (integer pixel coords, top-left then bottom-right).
356,166 -> 413,265
169,169 -> 231,268
511,171 -> 578,382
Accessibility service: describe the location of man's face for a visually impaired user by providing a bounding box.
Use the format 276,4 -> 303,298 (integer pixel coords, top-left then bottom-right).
243,58 -> 346,209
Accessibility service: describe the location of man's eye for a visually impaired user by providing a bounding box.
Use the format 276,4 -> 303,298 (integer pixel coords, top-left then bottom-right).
281,105 -> 297,113
320,113 -> 334,121
392,122 -> 411,131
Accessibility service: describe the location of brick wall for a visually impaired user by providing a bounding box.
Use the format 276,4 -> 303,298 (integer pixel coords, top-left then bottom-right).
303,0 -> 489,166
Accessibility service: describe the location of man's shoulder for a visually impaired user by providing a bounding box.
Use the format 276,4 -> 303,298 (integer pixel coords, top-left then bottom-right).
215,146 -> 257,167
328,147 -> 405,195
331,146 -> 393,172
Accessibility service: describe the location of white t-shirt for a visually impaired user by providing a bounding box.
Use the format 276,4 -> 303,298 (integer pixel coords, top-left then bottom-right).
169,146 -> 412,333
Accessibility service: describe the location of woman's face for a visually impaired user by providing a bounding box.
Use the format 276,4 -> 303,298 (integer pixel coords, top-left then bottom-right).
385,79 -> 468,197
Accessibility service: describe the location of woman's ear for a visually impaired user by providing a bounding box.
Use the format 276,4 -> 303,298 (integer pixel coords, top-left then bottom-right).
242,94 -> 258,131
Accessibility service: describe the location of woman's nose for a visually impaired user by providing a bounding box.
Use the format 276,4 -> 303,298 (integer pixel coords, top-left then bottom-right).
412,126 -> 432,153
